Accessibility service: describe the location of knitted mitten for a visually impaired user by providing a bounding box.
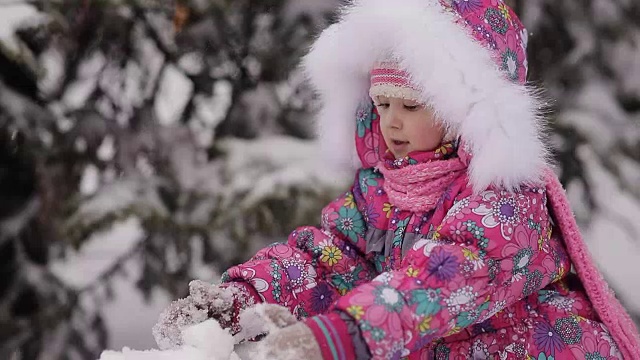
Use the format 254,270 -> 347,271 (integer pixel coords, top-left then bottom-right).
152,280 -> 259,349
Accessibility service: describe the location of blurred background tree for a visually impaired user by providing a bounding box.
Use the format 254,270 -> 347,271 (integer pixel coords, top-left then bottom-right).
0,0 -> 342,358
0,0 -> 638,359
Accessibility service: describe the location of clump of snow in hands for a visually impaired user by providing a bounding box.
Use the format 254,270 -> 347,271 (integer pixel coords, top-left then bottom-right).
99,320 -> 241,360
98,301 -> 298,360
151,280 -> 236,350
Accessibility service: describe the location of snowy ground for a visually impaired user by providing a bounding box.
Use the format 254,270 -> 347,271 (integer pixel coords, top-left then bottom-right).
99,320 -> 249,360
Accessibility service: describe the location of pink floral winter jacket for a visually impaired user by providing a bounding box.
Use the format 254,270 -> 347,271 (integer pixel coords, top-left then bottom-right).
221,103 -> 640,360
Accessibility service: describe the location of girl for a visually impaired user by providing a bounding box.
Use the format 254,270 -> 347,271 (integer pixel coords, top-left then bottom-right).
154,0 -> 640,359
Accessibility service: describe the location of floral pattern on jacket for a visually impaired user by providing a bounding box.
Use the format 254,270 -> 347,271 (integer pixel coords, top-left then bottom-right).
332,175 -> 622,360
221,102 -> 623,359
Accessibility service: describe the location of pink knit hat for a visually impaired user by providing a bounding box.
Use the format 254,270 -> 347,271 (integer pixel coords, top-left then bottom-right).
369,60 -> 422,102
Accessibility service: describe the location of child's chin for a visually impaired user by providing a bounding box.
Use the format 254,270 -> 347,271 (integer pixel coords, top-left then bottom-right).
388,145 -> 410,159
393,151 -> 408,159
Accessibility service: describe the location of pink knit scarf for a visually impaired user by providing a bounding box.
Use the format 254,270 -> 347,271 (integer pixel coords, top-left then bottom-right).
544,168 -> 640,359
377,157 -> 467,212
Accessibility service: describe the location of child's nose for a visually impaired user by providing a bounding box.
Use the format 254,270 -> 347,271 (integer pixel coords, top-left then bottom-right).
387,111 -> 402,129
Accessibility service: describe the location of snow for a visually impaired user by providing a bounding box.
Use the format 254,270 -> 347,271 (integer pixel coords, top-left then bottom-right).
559,109 -> 614,154
587,218 -> 640,314
609,29 -> 640,98
100,320 -> 241,360
178,52 -> 205,75
100,302 -> 284,360
97,135 -> 117,161
45,134 -> 342,359
138,36 -> 165,100
591,0 -> 623,26
80,164 -> 101,196
283,0 -> 341,19
2,1 -> 639,357
50,218 -> 143,288
101,303 -> 298,360
49,217 -> 174,351
235,84 -> 281,136
561,80 -> 640,154
197,80 -> 232,127
151,280 -> 257,351
565,22 -> 596,66
617,154 -> 640,194
0,196 -> 39,246
62,51 -> 105,110
102,259 -> 173,351
218,136 -> 350,209
161,133 -> 350,207
66,176 -> 169,232
565,178 -> 590,224
39,47 -> 66,96
0,79 -> 37,128
0,2 -> 40,53
122,60 -> 145,111
189,236 -> 220,281
576,145 -> 640,314
155,64 -> 194,126
190,80 -> 233,148
182,321 -> 235,359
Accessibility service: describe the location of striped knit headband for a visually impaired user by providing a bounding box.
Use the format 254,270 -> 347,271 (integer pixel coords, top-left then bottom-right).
369,60 -> 422,102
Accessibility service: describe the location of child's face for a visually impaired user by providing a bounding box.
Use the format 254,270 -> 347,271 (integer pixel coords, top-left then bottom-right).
374,96 -> 445,159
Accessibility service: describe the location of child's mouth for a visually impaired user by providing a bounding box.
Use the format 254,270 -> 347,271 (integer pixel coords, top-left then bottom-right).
390,140 -> 409,154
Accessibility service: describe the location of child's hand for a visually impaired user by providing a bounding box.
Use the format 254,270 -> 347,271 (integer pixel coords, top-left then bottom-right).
152,296 -> 208,350
188,280 -> 235,322
152,280 -> 258,350
254,322 -> 322,360
234,302 -> 298,342
249,304 -> 322,360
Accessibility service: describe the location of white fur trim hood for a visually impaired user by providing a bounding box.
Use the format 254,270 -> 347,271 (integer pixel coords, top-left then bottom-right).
302,0 -> 550,192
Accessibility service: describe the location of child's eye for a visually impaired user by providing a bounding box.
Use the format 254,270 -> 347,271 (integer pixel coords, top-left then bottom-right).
404,104 -> 420,111
375,103 -> 390,109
